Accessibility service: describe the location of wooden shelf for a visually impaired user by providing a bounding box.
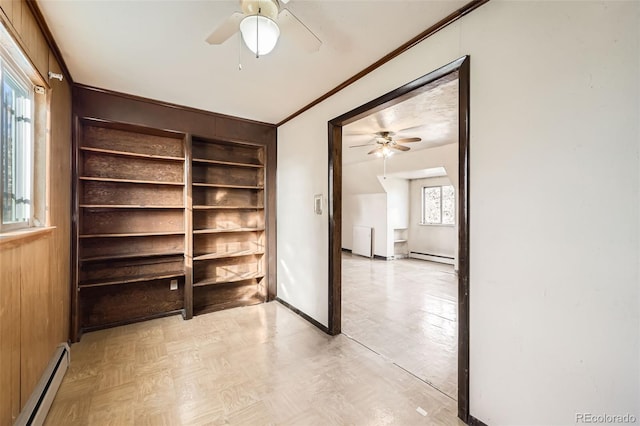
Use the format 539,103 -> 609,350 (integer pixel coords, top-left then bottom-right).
80,204 -> 184,209
192,158 -> 263,168
193,227 -> 264,235
80,251 -> 184,263
193,205 -> 264,210
80,146 -> 184,161
79,231 -> 185,239
79,176 -> 183,186
79,271 -> 185,288
193,295 -> 265,316
193,249 -> 264,261
193,183 -> 263,189
193,272 -> 265,287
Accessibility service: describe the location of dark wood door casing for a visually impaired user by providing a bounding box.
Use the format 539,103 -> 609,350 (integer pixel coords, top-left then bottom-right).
328,56 -> 470,423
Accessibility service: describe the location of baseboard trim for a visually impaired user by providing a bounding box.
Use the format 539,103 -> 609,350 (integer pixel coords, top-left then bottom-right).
469,415 -> 489,426
14,343 -> 70,426
341,248 -> 352,253
276,297 -> 330,334
409,251 -> 455,265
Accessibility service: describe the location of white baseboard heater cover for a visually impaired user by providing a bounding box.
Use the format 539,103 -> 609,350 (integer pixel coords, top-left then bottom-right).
409,251 -> 455,265
14,343 -> 70,426
352,226 -> 373,258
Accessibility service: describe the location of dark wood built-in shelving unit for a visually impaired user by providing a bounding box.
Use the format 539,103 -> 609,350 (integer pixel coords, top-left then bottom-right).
73,119 -> 188,335
190,137 -> 267,316
72,114 -> 275,340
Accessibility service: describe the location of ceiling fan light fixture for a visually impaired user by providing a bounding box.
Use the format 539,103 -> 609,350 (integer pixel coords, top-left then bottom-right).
240,14 -> 280,56
379,146 -> 393,158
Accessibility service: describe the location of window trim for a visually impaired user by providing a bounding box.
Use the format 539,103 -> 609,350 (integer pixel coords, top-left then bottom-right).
0,20 -> 47,235
421,184 -> 455,226
0,58 -> 35,232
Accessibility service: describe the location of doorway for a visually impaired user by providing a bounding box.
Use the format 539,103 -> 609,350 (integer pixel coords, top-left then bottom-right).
327,56 -> 470,422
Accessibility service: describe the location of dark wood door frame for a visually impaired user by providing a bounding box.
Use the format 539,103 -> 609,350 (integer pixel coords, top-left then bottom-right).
327,55 -> 471,423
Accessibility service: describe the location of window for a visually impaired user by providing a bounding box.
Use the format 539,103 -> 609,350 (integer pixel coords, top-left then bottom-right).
422,185 -> 455,225
0,22 -> 41,234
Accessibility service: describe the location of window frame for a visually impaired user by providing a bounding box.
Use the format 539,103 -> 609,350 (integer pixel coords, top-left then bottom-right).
421,184 -> 455,226
0,58 -> 35,232
0,21 -> 46,235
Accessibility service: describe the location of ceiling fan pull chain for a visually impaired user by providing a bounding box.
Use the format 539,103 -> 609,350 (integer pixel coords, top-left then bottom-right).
255,8 -> 261,58
238,31 -> 243,71
383,155 -> 387,179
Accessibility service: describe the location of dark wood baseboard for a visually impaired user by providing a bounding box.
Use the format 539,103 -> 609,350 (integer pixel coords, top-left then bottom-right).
469,415 -> 489,426
275,298 -> 330,334
341,248 -> 352,253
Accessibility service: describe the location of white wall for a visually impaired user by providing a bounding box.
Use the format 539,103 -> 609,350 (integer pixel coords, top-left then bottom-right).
380,177 -> 410,256
408,176 -> 456,259
342,193 -> 388,257
277,1 -> 639,423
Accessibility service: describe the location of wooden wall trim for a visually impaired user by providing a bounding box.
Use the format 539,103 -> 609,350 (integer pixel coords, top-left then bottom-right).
469,415 -> 489,426
0,226 -> 54,248
277,0 -> 489,126
276,297 -> 330,334
26,0 -> 73,83
457,55 -> 471,424
74,83 -> 276,128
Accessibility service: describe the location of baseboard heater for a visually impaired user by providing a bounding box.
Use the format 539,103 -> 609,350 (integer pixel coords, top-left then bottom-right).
409,251 -> 455,265
14,343 -> 70,426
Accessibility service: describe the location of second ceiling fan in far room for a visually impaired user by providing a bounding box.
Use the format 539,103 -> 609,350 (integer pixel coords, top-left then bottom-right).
349,131 -> 422,158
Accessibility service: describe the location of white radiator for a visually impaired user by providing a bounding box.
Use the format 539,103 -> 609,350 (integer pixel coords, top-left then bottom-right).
352,226 -> 373,258
14,343 -> 70,426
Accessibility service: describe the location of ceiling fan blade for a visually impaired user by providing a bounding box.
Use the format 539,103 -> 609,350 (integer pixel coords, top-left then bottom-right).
368,147 -> 383,155
278,10 -> 322,52
391,144 -> 410,152
395,137 -> 422,143
349,142 -> 375,148
206,12 -> 244,45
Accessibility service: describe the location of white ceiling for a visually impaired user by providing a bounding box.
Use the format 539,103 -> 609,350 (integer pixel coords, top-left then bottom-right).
37,0 -> 466,124
342,74 -> 458,164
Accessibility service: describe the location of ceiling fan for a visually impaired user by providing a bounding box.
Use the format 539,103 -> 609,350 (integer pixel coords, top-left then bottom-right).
205,0 -> 321,57
350,131 -> 421,157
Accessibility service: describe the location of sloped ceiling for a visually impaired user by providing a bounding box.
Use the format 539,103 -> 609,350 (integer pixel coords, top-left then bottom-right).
37,0 -> 465,124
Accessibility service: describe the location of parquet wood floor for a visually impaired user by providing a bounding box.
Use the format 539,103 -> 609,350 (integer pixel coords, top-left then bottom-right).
342,253 -> 458,400
45,301 -> 461,425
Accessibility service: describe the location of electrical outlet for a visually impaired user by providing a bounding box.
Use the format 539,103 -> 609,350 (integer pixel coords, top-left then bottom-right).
170,279 -> 178,291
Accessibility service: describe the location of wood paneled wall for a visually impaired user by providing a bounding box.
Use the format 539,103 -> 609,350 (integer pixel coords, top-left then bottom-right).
0,1 -> 72,425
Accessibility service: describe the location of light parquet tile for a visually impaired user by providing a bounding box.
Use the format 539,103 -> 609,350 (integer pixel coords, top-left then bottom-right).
46,301 -> 462,425
342,253 -> 459,400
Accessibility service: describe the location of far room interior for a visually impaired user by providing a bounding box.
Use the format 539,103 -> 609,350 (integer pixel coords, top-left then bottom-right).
340,72 -> 460,401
